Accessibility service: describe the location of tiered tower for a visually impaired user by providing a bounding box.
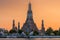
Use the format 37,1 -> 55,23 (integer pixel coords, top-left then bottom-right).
41,20 -> 45,35
22,2 -> 38,33
12,20 -> 15,30
18,22 -> 20,30
12,20 -> 17,31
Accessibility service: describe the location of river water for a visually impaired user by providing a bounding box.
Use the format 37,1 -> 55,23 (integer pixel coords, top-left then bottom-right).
0,38 -> 60,40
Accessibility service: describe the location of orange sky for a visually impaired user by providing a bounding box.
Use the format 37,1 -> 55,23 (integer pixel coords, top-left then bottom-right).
0,0 -> 60,30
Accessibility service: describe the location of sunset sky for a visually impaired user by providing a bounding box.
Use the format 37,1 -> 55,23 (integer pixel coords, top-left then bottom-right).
0,0 -> 60,30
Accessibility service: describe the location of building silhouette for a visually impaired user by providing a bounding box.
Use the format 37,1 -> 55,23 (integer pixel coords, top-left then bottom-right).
40,20 -> 45,36
21,2 -> 38,33
11,2 -> 45,36
12,20 -> 15,30
12,20 -> 17,31
18,22 -> 20,30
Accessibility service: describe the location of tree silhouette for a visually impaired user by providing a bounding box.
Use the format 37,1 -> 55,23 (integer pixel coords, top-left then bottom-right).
18,30 -> 23,34
9,29 -> 17,33
33,31 -> 39,36
57,28 -> 60,35
53,30 -> 58,36
46,27 -> 53,36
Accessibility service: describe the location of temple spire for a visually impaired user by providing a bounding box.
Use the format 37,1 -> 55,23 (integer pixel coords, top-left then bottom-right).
28,2 -> 31,11
28,0 -> 30,3
18,22 -> 20,30
41,19 -> 45,35
12,19 -> 15,29
27,1 -> 33,19
42,19 -> 44,28
22,0 -> 38,33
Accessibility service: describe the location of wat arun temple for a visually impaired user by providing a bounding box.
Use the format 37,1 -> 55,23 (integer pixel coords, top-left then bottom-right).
12,3 -> 45,35
11,2 -> 45,36
0,2 -> 46,38
21,2 -> 45,35
21,3 -> 38,33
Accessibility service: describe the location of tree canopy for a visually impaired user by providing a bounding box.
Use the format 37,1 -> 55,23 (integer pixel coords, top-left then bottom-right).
46,27 -> 53,36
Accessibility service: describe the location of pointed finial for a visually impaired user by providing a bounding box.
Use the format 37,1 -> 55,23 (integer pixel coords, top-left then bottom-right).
18,22 -> 20,24
18,22 -> 20,27
28,0 -> 31,11
42,18 -> 44,21
42,16 -> 44,21
28,0 -> 30,3
18,22 -> 20,30
42,19 -> 44,25
28,0 -> 31,5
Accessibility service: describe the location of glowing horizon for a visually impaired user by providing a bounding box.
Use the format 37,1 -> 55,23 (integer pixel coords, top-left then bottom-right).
0,0 -> 60,30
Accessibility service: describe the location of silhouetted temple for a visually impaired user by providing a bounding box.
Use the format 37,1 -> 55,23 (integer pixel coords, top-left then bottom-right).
18,22 -> 20,30
12,20 -> 17,30
21,2 -> 38,33
40,20 -> 45,36
12,20 -> 20,31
